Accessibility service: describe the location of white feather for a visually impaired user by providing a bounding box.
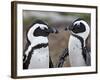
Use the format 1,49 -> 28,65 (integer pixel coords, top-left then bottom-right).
24,23 -> 50,68
29,46 -> 49,69
68,20 -> 90,66
68,35 -> 86,66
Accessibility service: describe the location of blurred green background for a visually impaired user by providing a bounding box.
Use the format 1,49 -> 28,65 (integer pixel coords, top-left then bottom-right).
23,10 -> 91,67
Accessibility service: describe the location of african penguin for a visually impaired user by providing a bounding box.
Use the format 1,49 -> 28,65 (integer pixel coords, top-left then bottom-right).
23,20 -> 58,69
65,18 -> 90,67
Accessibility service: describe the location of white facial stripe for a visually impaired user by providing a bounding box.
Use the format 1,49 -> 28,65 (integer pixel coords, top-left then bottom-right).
74,20 -> 89,28
72,20 -> 90,40
74,21 -> 80,25
40,24 -> 48,30
27,23 -> 48,43
27,24 -> 39,42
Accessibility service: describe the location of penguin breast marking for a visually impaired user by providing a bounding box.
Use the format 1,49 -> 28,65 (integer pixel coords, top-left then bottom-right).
23,20 -> 58,69
28,46 -> 49,69
68,35 -> 86,66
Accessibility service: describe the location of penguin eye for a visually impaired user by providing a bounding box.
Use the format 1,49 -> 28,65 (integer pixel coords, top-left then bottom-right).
33,27 -> 49,37
72,22 -> 86,33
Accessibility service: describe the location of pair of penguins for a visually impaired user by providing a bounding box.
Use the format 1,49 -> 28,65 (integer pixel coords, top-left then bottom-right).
23,18 -> 91,69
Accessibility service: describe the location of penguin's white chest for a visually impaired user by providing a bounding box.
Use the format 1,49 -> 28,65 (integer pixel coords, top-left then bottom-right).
68,35 -> 86,67
28,46 -> 49,69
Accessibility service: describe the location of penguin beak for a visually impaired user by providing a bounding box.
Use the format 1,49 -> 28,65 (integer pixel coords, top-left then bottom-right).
69,26 -> 73,30
65,27 -> 68,31
65,24 -> 74,31
48,27 -> 59,34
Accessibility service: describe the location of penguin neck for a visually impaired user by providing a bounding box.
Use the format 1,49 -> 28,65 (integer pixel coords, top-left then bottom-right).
74,32 -> 88,43
68,35 -> 86,66
72,34 -> 85,48
33,43 -> 48,50
29,36 -> 49,47
72,22 -> 90,43
71,30 -> 89,47
25,37 -> 48,57
23,37 -> 49,69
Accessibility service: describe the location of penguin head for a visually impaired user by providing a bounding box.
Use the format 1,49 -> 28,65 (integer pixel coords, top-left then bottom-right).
65,18 -> 90,39
27,20 -> 58,44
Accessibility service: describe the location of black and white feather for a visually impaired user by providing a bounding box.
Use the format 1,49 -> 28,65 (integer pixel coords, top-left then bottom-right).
23,20 -> 58,69
65,18 -> 91,66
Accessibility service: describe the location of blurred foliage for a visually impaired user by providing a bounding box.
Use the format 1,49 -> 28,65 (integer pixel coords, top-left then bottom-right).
60,12 -> 90,21
66,12 -> 90,22
23,10 -> 91,29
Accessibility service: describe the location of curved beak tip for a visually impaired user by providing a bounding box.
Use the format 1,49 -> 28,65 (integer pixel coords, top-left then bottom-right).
48,27 -> 59,34
52,28 -> 59,34
55,30 -> 59,33
65,27 -> 68,31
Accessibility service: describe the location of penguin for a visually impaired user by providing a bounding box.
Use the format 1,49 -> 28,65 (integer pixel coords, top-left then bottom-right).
65,18 -> 91,67
23,20 -> 58,69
